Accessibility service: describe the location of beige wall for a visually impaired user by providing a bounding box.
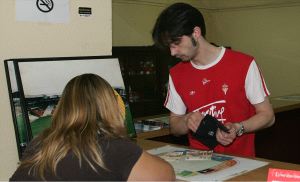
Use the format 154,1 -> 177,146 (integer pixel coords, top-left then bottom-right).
208,5 -> 300,97
112,1 -> 158,46
0,0 -> 112,179
112,0 -> 300,97
112,0 -> 211,46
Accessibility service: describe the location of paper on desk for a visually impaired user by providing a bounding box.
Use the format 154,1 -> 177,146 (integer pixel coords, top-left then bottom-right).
148,145 -> 269,181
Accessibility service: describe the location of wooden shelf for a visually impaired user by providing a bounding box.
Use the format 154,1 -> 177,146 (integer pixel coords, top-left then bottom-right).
112,46 -> 178,118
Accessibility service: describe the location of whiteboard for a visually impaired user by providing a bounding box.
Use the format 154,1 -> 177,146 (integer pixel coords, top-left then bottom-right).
17,58 -> 125,96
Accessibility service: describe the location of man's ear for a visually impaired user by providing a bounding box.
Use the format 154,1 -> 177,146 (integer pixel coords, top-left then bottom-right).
193,26 -> 202,39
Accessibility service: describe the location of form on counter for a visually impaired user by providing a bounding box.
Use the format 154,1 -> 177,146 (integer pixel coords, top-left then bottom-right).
148,145 -> 268,181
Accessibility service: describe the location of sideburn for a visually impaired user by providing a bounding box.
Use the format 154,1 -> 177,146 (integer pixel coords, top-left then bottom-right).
191,37 -> 197,47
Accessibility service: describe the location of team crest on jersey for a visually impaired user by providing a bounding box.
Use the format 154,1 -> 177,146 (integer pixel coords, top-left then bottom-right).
202,78 -> 210,85
222,84 -> 229,95
189,90 -> 196,96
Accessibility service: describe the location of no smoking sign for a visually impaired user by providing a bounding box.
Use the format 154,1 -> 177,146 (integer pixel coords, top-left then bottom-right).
36,0 -> 54,13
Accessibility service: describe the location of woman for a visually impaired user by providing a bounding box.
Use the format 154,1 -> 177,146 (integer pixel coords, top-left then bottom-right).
10,73 -> 175,181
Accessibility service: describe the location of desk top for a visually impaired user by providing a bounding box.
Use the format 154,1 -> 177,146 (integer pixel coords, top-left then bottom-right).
271,97 -> 300,112
135,138 -> 300,181
134,96 -> 300,180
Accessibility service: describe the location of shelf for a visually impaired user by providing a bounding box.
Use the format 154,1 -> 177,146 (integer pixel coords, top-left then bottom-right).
112,46 -> 178,118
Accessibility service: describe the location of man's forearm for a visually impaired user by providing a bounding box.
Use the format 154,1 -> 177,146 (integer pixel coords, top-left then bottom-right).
169,114 -> 189,136
240,98 -> 275,133
242,110 -> 275,133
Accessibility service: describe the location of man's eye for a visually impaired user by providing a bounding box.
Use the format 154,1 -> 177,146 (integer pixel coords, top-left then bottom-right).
174,41 -> 180,45
173,41 -> 181,45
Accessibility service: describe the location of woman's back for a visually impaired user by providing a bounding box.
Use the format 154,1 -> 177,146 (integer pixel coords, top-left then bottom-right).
10,74 -> 175,181
10,137 -> 142,181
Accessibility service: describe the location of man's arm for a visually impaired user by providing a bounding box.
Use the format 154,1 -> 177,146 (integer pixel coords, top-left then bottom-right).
216,97 -> 275,146
237,96 -> 275,133
169,111 -> 204,136
242,60 -> 275,132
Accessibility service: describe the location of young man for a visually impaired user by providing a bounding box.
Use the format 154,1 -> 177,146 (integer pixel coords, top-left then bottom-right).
152,3 -> 275,157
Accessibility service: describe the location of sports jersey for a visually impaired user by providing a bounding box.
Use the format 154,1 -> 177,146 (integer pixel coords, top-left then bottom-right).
165,47 -> 270,157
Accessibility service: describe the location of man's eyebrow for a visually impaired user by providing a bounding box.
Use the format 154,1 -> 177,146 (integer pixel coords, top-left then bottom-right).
160,35 -> 182,47
170,37 -> 182,45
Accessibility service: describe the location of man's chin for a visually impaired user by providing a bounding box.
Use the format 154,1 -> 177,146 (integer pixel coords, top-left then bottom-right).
176,56 -> 190,61
181,58 -> 190,62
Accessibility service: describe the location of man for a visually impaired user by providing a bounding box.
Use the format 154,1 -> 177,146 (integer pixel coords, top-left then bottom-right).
152,3 -> 275,157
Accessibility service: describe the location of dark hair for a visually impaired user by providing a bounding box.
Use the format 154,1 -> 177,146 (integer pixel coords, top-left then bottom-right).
152,3 -> 206,49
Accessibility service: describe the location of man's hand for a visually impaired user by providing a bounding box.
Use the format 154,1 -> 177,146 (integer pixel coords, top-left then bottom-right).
216,122 -> 237,146
185,112 -> 204,133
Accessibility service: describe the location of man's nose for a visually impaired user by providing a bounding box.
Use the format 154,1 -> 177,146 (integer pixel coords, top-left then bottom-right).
170,47 -> 177,56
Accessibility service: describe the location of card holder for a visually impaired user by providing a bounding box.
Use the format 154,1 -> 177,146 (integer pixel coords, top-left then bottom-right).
192,114 -> 224,149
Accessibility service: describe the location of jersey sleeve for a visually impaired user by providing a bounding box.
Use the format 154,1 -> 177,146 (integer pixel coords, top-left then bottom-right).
164,75 -> 187,115
245,60 -> 270,104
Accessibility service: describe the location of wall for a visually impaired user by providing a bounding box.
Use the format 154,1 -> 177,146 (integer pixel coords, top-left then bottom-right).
208,4 -> 300,97
112,0 -> 300,97
0,0 -> 112,179
112,0 -> 211,46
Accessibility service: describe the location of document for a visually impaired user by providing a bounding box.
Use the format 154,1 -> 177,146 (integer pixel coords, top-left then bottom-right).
148,145 -> 268,181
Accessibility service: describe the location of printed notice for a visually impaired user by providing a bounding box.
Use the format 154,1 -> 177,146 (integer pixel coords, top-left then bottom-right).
268,168 -> 300,181
16,0 -> 69,23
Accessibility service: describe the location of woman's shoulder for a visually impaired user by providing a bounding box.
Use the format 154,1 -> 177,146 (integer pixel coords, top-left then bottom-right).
99,137 -> 141,153
97,137 -> 143,180
98,137 -> 143,168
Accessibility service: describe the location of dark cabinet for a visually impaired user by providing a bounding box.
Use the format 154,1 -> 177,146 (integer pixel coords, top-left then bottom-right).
112,46 -> 179,118
255,108 -> 300,164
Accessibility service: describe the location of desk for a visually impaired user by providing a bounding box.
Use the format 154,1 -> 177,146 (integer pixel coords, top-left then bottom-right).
257,97 -> 300,164
133,96 -> 300,180
136,96 -> 300,164
135,138 -> 300,181
271,96 -> 300,113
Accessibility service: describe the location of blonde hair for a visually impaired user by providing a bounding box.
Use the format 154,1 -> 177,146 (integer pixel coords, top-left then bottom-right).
21,73 -> 126,180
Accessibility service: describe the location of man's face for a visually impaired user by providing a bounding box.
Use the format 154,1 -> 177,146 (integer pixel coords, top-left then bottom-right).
169,35 -> 198,61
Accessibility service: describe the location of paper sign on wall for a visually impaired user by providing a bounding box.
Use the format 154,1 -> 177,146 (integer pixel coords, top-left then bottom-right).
15,0 -> 69,23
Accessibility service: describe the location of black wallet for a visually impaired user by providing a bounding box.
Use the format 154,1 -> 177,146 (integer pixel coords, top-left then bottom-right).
192,114 -> 229,149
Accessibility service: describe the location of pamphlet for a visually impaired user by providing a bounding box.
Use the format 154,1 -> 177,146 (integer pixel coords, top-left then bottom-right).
148,145 -> 269,181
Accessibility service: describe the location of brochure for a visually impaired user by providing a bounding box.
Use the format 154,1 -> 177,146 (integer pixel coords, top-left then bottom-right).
148,145 -> 268,181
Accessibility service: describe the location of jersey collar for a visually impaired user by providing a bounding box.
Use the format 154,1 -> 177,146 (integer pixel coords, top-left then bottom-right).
190,47 -> 225,70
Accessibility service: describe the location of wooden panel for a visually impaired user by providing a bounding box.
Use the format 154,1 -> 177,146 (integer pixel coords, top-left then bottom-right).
255,108 -> 300,164
112,46 -> 179,118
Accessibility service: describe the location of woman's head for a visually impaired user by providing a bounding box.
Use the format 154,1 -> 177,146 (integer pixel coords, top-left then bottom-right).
52,73 -> 125,138
22,73 -> 126,179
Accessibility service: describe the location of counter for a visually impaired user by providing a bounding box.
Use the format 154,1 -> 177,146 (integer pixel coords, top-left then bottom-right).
133,95 -> 300,180
270,95 -> 300,112
135,133 -> 300,181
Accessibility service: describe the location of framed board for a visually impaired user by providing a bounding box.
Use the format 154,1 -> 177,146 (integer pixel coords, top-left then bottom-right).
5,56 -> 136,158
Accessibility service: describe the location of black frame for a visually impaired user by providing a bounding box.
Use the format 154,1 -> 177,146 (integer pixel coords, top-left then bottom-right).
5,56 -> 136,158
